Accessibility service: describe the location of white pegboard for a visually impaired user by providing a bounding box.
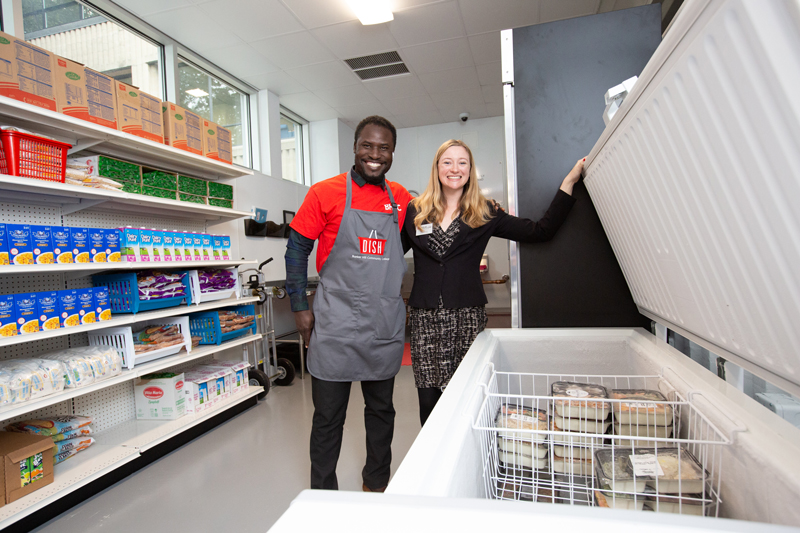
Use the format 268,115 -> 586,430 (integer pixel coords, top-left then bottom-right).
0,272 -> 64,296
1,399 -> 73,427
0,336 -> 69,361
65,276 -> 94,290
73,381 -> 136,433
0,202 -> 62,224
63,209 -> 208,233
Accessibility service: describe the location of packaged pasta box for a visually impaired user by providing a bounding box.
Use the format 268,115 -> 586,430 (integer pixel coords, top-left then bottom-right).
201,234 -> 213,261
0,223 -> 8,265
76,288 -> 96,324
70,228 -> 91,264
118,227 -> 139,262
51,227 -> 73,264
29,226 -> 54,265
172,232 -> 184,262
104,229 -> 121,262
58,290 -> 80,328
150,230 -> 163,262
7,224 -> 33,266
212,235 -> 222,260
220,235 -> 231,260
192,234 -> 203,261
162,231 -> 173,262
89,229 -> 106,263
94,286 -> 111,321
0,294 -> 17,337
138,228 -> 153,262
36,291 -> 60,331
14,293 -> 39,335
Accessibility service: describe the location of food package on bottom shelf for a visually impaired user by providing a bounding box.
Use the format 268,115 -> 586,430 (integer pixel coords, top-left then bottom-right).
185,366 -> 230,405
198,269 -> 236,293
6,416 -> 93,436
51,426 -> 93,443
217,310 -> 254,334
132,324 -> 185,354
53,436 -> 95,464
137,271 -> 186,301
200,360 -> 250,395
0,358 -> 66,403
182,371 -> 216,414
0,432 -> 56,505
38,346 -> 123,388
135,373 -> 185,420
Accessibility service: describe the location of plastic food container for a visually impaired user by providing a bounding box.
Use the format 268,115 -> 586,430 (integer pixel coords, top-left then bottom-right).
498,437 -> 548,458
594,448 -> 648,492
494,404 -> 548,442
612,422 -> 674,447
595,447 -> 707,494
594,486 -> 647,511
551,381 -> 610,420
611,389 -> 673,425
551,456 -> 594,476
550,419 -> 605,447
498,450 -> 548,470
552,444 -> 597,460
553,413 -> 611,434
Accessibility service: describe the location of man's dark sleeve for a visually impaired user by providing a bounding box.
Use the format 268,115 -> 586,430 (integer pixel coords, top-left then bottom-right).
285,228 -> 315,312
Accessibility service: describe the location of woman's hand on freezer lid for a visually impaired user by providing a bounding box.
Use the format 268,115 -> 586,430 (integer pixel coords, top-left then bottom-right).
560,157 -> 586,196
294,309 -> 314,348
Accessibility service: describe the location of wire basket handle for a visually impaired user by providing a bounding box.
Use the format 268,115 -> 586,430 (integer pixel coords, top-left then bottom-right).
688,390 -> 746,443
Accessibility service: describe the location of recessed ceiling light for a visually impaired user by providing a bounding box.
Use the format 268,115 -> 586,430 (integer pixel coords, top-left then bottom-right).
348,0 -> 393,25
186,88 -> 209,97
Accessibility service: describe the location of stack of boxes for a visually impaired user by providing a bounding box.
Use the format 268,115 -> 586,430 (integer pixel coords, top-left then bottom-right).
207,182 -> 234,209
68,155 -> 143,195
178,175 -> 207,204
116,228 -> 230,263
0,224 -> 123,266
0,287 -> 111,337
142,170 -> 177,200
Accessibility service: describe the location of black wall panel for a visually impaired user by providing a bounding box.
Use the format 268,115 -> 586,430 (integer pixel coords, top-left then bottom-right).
513,5 -> 661,328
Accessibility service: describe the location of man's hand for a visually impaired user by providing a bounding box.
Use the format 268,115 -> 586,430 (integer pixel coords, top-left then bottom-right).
294,309 -> 315,348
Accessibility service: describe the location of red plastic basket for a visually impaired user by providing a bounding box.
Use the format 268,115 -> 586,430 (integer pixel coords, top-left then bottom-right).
0,130 -> 71,182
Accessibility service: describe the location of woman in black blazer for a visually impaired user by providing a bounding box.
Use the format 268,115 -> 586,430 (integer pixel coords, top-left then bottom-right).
404,139 -> 584,425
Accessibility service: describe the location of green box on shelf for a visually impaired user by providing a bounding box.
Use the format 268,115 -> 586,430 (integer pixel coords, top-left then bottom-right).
179,193 -> 207,205
207,182 -> 233,200
142,186 -> 177,200
121,183 -> 142,194
178,175 -> 208,196
142,171 -> 178,190
68,155 -> 141,184
208,198 -> 233,209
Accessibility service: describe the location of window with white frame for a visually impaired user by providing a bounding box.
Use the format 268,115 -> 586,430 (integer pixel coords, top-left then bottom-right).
280,112 -> 307,185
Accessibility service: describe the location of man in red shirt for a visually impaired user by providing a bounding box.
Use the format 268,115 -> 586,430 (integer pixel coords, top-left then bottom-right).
285,116 -> 413,491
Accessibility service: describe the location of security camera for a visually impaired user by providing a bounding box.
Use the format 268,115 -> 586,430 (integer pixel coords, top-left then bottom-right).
459,112 -> 470,123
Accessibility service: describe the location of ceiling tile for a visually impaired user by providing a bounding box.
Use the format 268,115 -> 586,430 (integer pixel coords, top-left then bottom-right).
112,0 -> 195,17
486,100 -> 505,117
363,74 -> 427,100
439,102 -> 487,123
201,43 -> 280,79
197,0 -> 303,42
243,71 -> 308,95
382,95 -> 438,116
457,0 -> 541,34
476,61 -> 501,86
418,66 -> 479,93
393,0 -> 450,9
279,92 -> 339,121
334,102 -> 393,124
481,84 -> 503,104
540,0 -> 599,23
280,0 -> 358,28
388,1 -> 465,47
144,7 -> 243,52
250,32 -> 335,70
392,109 -> 445,128
312,21 -> 399,60
468,32 -> 502,65
316,84 -> 378,108
286,61 -> 361,91
430,86 -> 484,112
401,38 -> 473,74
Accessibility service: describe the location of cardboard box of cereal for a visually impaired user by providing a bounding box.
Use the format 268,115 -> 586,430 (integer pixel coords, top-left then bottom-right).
118,227 -> 139,262
220,235 -> 231,260
53,56 -> 118,129
0,30 -> 57,111
36,291 -> 60,331
162,231 -> 173,262
192,234 -> 203,261
162,103 -> 202,154
89,229 -> 106,262
172,232 -> 183,262
211,235 -> 222,260
135,373 -> 186,420
70,228 -> 90,263
57,289 -> 80,328
0,294 -> 17,337
76,288 -> 95,324
150,230 -> 163,262
93,286 -> 111,321
14,293 -> 39,335
115,80 -> 164,143
138,228 -> 153,262
29,226 -> 53,264
6,224 -> 32,265
201,234 -> 213,261
183,232 -> 195,261
50,226 -> 73,264
104,229 -> 121,262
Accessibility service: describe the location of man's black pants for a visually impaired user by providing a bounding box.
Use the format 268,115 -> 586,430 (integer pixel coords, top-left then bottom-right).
310,375 -> 395,490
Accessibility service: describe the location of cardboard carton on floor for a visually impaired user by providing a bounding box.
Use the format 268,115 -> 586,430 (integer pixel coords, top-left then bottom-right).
162,103 -> 202,155
53,56 -> 118,129
0,432 -> 55,506
115,81 -> 164,143
0,30 -> 57,111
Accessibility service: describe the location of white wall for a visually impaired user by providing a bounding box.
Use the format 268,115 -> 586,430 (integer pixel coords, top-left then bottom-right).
389,117 -> 511,311
309,118 -> 355,184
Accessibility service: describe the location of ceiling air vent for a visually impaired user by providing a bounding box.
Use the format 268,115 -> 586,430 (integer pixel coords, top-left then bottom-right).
345,51 -> 409,80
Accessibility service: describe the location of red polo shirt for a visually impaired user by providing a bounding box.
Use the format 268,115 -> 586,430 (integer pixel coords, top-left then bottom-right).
291,172 -> 412,272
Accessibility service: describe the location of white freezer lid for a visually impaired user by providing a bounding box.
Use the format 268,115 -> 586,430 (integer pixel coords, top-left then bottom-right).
583,0 -> 800,396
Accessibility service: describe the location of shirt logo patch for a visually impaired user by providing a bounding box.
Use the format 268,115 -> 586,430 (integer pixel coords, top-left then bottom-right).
358,230 -> 386,256
384,204 -> 402,211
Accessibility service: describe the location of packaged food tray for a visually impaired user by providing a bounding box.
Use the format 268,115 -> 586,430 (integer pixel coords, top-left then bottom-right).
87,316 -> 191,370
0,130 -> 71,182
187,267 -> 240,305
92,271 -> 191,314
189,304 -> 256,345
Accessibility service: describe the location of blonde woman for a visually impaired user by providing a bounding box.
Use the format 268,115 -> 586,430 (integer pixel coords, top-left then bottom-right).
404,139 -> 584,425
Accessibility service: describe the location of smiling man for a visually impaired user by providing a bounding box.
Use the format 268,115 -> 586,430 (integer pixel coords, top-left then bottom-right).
285,116 -> 413,492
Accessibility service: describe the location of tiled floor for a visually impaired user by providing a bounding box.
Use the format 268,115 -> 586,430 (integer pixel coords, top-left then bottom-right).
33,367 -> 421,533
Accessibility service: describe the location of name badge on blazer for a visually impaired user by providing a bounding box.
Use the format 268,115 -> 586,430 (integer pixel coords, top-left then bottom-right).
416,223 -> 433,236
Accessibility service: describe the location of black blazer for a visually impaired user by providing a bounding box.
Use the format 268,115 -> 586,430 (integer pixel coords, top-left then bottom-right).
404,190 -> 576,309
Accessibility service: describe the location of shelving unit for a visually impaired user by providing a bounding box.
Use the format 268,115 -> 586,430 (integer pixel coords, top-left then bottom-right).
0,96 -> 261,528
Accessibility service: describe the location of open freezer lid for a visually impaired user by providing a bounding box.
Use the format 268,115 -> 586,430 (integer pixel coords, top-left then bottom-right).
583,0 -> 800,396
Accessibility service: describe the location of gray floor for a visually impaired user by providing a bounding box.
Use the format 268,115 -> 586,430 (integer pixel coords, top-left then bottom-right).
33,366 -> 421,533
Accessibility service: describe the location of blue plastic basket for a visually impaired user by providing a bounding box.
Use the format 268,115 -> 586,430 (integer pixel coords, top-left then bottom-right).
189,304 -> 256,345
92,271 -> 191,314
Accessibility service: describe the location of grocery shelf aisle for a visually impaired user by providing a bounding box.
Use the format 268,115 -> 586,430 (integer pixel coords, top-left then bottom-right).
31,368 -> 421,533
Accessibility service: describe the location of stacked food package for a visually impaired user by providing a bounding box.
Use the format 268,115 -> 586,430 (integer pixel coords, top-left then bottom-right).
198,269 -> 236,294
611,389 -> 674,446
217,310 -> 254,334
182,360 -> 250,415
137,271 -> 185,301
6,416 -> 94,464
495,404 -> 549,474
132,325 -> 184,354
65,160 -> 125,190
40,346 -> 123,389
550,382 -> 610,477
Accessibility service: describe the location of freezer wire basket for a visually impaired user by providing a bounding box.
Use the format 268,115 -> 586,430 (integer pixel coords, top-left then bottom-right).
472,364 -> 732,517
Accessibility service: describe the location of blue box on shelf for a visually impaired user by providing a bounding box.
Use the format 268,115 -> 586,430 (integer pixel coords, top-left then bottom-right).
92,271 -> 191,314
189,304 -> 256,345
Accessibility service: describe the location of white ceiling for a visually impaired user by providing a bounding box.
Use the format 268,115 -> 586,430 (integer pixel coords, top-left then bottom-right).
110,0 -> 654,129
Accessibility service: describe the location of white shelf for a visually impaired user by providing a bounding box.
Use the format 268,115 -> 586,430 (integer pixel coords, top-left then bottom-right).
0,174 -> 251,221
95,387 -> 262,451
0,296 -> 259,348
0,333 -> 262,422
0,259 -> 256,277
0,96 -> 253,180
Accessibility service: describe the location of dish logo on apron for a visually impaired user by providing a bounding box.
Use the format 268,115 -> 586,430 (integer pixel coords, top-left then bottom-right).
358,230 -> 387,256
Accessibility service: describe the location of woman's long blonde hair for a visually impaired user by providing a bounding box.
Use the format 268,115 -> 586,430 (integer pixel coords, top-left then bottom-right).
412,139 -> 492,230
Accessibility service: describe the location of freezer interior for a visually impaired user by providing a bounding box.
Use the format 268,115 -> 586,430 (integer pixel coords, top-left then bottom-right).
387,329 -> 800,527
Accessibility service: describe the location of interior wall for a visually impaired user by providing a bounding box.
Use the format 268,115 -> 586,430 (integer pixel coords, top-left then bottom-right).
391,117 -> 511,310
309,118 -> 355,184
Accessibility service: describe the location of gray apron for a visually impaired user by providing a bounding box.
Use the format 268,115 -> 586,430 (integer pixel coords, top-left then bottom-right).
308,171 -> 407,382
